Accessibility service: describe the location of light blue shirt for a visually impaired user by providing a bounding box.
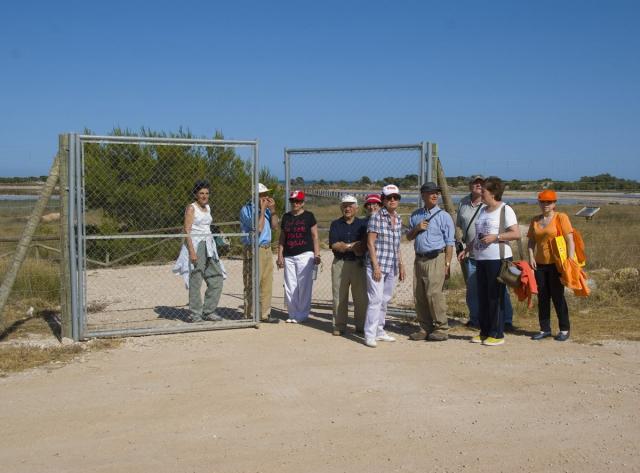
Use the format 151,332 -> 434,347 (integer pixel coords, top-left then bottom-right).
239,203 -> 272,246
408,205 -> 455,253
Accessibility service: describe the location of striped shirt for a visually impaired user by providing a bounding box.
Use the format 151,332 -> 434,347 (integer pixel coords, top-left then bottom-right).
366,207 -> 402,274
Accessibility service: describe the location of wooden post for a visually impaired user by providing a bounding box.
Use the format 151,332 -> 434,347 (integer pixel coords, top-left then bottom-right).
0,154 -> 60,328
58,134 -> 73,339
434,156 -> 463,241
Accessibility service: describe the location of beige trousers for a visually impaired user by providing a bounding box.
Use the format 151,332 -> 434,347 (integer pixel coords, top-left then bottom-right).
414,252 -> 449,333
243,246 -> 274,320
331,258 -> 367,331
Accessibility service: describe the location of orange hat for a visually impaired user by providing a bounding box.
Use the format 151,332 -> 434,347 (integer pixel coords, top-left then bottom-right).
537,189 -> 557,201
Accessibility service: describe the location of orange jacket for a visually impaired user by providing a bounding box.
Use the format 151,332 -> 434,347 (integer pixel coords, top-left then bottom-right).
512,261 -> 538,308
559,258 -> 590,297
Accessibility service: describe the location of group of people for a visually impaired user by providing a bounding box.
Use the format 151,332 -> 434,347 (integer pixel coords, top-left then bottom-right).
176,176 -> 578,346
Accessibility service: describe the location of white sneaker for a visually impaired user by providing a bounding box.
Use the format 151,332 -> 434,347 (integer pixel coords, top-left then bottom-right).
376,333 -> 396,342
364,338 -> 377,348
289,318 -> 298,324
285,318 -> 294,323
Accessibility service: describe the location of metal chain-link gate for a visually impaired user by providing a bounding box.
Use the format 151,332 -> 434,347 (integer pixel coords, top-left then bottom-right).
282,143 -> 434,318
63,134 -> 262,339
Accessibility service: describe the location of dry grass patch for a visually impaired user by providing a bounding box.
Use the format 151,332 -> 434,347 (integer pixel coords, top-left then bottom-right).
446,267 -> 640,343
1,300 -> 122,375
0,339 -> 122,376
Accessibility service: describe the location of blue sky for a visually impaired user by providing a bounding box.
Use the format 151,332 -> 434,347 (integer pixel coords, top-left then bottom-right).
1,0 -> 639,180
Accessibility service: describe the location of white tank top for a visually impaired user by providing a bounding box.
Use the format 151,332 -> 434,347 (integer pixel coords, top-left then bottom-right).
190,203 -> 215,258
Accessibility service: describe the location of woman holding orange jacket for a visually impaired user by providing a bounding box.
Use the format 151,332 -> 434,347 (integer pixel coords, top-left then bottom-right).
527,190 -> 575,341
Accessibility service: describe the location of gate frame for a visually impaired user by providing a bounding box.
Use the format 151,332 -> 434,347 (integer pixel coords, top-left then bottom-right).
283,141 -> 434,317
60,133 -> 262,340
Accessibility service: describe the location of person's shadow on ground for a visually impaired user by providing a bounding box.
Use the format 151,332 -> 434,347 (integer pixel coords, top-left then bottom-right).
154,306 -> 247,323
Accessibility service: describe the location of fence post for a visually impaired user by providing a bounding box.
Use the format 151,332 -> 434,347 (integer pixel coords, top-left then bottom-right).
0,154 -> 60,328
58,134 -> 73,339
435,156 -> 460,238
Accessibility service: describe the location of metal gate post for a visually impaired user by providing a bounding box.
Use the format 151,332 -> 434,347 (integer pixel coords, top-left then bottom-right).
58,134 -> 73,339
75,134 -> 87,339
252,141 -> 260,323
284,148 -> 291,213
426,142 -> 434,183
67,133 -> 81,340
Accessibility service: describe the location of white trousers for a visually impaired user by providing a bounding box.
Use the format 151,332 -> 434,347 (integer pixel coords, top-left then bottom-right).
364,266 -> 397,340
284,251 -> 315,321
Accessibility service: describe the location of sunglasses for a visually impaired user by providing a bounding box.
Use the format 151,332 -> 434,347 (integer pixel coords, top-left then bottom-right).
385,195 -> 401,201
539,200 -> 556,205
289,199 -> 304,204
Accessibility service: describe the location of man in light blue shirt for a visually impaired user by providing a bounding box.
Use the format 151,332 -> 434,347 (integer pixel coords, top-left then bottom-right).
239,183 -> 279,323
406,182 -> 455,341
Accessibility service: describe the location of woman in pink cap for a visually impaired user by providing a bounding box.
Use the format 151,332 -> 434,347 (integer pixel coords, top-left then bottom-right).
364,193 -> 382,221
277,190 -> 320,323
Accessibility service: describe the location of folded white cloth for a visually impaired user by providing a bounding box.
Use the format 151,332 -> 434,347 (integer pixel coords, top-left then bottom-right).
171,243 -> 228,289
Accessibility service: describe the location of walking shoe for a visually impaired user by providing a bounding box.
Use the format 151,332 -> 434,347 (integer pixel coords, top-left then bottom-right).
427,332 -> 448,342
470,335 -> 486,344
332,329 -> 345,336
409,330 -> 427,341
286,318 -> 298,324
364,338 -> 377,348
482,337 -> 505,346
504,323 -> 516,333
203,313 -> 223,322
554,331 -> 570,342
189,315 -> 204,323
531,331 -> 552,340
376,333 -> 396,342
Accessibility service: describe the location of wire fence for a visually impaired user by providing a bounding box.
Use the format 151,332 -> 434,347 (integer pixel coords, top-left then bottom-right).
0,192 -> 62,306
283,144 -> 427,316
2,140 -> 640,338
72,136 -> 262,338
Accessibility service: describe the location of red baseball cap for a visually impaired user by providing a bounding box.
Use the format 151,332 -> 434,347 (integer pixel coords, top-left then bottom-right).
289,190 -> 305,201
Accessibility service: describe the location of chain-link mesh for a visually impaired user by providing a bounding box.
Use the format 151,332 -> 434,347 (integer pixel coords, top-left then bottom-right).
0,189 -> 62,305
284,145 -> 426,317
77,136 -> 259,337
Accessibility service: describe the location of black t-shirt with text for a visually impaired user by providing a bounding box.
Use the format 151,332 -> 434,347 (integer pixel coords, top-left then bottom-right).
281,211 -> 317,257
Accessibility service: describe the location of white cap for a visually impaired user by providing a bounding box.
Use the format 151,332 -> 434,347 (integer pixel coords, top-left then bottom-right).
258,183 -> 270,194
381,184 -> 400,196
341,194 -> 358,204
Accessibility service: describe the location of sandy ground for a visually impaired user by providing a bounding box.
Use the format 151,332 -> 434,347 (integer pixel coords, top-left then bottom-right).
84,244 -> 423,335
1,319 -> 639,473
2,233 -> 639,472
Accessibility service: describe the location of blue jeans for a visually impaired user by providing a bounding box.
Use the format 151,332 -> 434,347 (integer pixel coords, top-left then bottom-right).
466,258 -> 513,326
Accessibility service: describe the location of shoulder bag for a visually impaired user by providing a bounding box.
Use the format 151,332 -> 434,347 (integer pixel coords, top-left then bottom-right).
496,205 -> 522,288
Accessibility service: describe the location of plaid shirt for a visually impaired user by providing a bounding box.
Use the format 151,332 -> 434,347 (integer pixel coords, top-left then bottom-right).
366,207 -> 402,274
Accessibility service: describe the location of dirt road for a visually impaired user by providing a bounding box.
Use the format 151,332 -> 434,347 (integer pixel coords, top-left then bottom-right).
1,319 -> 639,473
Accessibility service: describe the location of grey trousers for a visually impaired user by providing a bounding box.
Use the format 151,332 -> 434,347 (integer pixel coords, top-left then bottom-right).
189,241 -> 224,317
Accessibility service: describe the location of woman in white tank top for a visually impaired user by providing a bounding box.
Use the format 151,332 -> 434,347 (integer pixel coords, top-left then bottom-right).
181,180 -> 225,322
